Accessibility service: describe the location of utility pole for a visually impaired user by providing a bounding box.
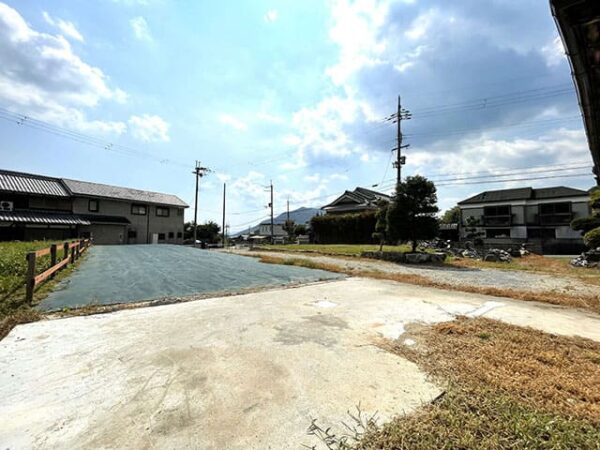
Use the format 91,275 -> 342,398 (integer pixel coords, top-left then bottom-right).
222,183 -> 226,248
286,197 -> 290,222
269,181 -> 274,243
192,161 -> 210,247
391,95 -> 411,186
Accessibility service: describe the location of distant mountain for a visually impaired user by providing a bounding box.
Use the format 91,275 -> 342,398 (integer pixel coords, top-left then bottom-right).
232,207 -> 322,237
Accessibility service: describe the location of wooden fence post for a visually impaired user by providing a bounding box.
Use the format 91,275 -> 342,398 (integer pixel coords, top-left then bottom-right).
50,244 -> 57,279
70,246 -> 76,263
63,242 -> 69,261
25,252 -> 36,304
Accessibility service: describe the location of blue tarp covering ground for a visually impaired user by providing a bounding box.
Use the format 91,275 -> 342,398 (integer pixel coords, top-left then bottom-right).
39,245 -> 342,311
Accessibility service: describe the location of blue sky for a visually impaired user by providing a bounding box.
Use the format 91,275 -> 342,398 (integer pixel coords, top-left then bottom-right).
0,0 -> 595,232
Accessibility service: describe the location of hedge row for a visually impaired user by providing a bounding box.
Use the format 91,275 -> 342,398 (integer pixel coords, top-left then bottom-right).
311,211 -> 377,244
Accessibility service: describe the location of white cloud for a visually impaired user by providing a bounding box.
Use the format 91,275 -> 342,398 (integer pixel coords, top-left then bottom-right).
257,111 -> 285,124
42,11 -> 84,42
0,2 -> 127,134
541,36 -> 566,67
128,114 -> 170,142
130,16 -> 152,41
405,9 -> 439,41
264,10 -> 278,23
218,113 -> 248,131
326,0 -> 389,85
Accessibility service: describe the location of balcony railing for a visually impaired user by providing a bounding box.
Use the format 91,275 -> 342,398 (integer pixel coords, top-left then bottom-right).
482,214 -> 513,226
536,213 -> 573,225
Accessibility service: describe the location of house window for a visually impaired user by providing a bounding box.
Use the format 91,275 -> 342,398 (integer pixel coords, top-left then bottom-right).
158,233 -> 165,241
156,207 -> 170,217
177,231 -> 182,238
177,208 -> 183,216
486,228 -> 511,239
483,205 -> 512,226
131,204 -> 147,215
128,230 -> 137,239
168,231 -> 174,239
88,199 -> 99,212
539,202 -> 571,225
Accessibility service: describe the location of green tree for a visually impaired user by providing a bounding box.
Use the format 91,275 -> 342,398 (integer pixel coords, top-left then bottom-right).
464,216 -> 485,247
372,200 -> 389,252
440,206 -> 460,224
283,219 -> 296,240
294,224 -> 307,236
184,221 -> 221,243
386,175 -> 439,252
572,189 -> 600,249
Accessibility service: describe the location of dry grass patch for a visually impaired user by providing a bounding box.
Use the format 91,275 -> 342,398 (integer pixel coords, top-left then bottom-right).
259,255 -> 600,314
308,318 -> 600,449
451,254 -> 600,286
386,317 -> 600,423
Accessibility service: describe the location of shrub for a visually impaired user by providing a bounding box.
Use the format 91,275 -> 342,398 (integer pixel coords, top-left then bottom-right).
311,211 -> 377,244
583,227 -> 600,249
571,216 -> 600,233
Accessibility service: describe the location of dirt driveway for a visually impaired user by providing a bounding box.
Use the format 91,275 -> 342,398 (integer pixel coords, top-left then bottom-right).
237,249 -> 600,298
2,278 -> 599,449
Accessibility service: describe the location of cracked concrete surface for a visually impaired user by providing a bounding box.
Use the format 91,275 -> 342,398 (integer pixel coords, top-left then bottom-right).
1,278 -> 599,449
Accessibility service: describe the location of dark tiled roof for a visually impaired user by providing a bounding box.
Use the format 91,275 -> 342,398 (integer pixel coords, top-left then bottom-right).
62,178 -> 188,207
0,169 -> 188,207
0,170 -> 69,197
0,211 -> 91,225
458,186 -> 590,205
323,187 -> 390,209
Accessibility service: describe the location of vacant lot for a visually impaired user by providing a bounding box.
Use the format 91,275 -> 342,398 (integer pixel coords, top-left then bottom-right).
2,277 -> 599,449
259,243 -> 412,256
239,249 -> 600,314
348,317 -> 600,449
40,245 -> 341,310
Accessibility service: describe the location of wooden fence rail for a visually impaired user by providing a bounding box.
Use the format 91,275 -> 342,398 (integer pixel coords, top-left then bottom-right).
25,239 -> 91,304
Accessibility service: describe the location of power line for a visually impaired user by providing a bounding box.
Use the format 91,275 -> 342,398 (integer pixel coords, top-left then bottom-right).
405,116 -> 582,139
436,172 -> 592,186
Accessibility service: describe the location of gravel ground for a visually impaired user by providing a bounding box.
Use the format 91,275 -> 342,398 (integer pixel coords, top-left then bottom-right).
233,249 -> 600,299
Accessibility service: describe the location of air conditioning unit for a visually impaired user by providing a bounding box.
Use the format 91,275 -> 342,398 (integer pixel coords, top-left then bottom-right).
0,201 -> 14,212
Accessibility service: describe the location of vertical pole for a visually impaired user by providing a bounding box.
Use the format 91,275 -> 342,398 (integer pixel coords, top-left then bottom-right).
287,198 -> 290,222
25,252 -> 36,304
71,246 -> 76,263
270,181 -> 274,244
222,182 -> 226,248
63,242 -> 69,261
50,244 -> 57,279
397,95 -> 402,185
193,161 -> 200,247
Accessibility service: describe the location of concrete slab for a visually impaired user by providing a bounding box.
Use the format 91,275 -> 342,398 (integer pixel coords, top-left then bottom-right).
2,278 -> 599,449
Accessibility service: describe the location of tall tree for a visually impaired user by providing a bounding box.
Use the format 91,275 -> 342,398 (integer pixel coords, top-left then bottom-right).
572,188 -> 600,249
440,206 -> 460,224
372,199 -> 389,252
386,175 -> 439,252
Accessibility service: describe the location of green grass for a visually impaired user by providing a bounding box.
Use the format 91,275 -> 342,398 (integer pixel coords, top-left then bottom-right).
0,240 -> 80,339
257,244 -> 412,256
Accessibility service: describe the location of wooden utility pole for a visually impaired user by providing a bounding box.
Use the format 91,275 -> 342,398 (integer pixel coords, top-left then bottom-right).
192,161 -> 209,246
269,181 -> 274,243
222,183 -> 226,248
